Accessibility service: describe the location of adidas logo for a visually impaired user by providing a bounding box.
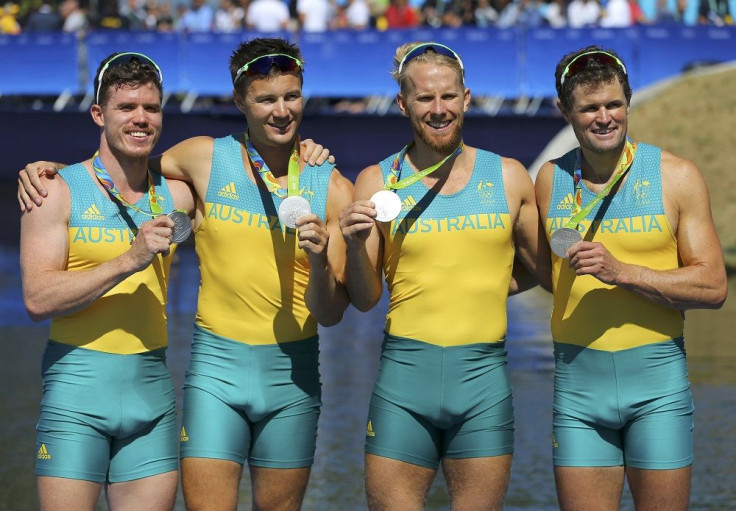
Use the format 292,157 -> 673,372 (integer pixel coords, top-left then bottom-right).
401,196 -> 420,212
366,420 -> 375,437
217,182 -> 239,200
556,193 -> 574,210
81,203 -> 105,221
180,427 -> 189,442
37,443 -> 52,460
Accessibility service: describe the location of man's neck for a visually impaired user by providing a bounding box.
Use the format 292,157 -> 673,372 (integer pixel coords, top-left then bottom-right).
97,147 -> 150,194
247,135 -> 297,177
580,145 -> 626,186
406,139 -> 462,180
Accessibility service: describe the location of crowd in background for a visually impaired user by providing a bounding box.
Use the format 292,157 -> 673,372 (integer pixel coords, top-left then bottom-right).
0,0 -> 732,35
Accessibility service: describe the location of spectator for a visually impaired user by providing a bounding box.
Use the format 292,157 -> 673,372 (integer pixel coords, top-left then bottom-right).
246,0 -> 289,31
384,0 -> 420,27
517,0 -> 545,26
496,0 -> 521,27
121,0 -> 147,28
543,0 -> 566,26
441,0 -> 474,26
178,0 -> 214,32
214,0 -> 243,30
600,0 -> 631,26
653,0 -> 677,22
345,0 -> 371,27
566,0 -> 599,27
60,0 -> 87,32
698,0 -> 733,24
156,1 -> 176,29
24,2 -> 62,31
628,0 -> 647,23
297,0 -> 332,31
474,0 -> 498,26
420,0 -> 443,27
0,2 -> 21,33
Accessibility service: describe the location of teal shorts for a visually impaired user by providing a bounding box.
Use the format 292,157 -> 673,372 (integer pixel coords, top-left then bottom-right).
365,335 -> 514,469
553,338 -> 694,469
36,341 -> 178,483
180,325 -> 321,468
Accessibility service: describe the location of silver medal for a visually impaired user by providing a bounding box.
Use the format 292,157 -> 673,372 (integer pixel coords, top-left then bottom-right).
550,227 -> 583,258
168,210 -> 192,243
371,190 -> 402,223
278,195 -> 312,229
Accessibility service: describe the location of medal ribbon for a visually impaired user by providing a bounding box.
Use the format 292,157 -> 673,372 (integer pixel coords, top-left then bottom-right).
384,142 -> 464,190
92,151 -> 162,216
564,138 -> 637,230
244,132 -> 301,198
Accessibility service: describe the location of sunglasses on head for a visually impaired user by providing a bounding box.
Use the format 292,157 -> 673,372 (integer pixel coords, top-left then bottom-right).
397,42 -> 465,76
95,52 -> 163,105
232,54 -> 303,85
559,50 -> 627,88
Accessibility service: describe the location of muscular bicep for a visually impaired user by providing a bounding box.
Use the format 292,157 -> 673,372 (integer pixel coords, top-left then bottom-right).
153,136 -> 215,197
668,159 -> 724,269
20,176 -> 71,295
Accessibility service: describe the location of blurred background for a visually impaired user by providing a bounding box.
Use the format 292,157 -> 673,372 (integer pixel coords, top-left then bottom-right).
1,14 -> 735,511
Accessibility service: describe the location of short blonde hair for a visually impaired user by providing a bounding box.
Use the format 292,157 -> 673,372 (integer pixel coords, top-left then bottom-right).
391,41 -> 465,93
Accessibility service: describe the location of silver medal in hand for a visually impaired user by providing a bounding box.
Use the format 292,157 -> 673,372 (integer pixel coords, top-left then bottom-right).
550,227 -> 582,258
370,190 -> 402,223
168,210 -> 192,243
278,195 -> 312,229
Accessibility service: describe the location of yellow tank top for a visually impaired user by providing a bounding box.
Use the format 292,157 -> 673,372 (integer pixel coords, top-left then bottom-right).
379,149 -> 514,347
194,134 -> 332,344
49,164 -> 175,354
546,144 -> 684,351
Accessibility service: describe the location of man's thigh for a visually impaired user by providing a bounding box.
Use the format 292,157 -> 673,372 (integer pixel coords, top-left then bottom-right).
365,454 -> 437,511
626,466 -> 691,511
443,455 -> 512,511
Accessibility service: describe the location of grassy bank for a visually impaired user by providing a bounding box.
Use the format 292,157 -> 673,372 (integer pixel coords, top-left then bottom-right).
628,64 -> 736,269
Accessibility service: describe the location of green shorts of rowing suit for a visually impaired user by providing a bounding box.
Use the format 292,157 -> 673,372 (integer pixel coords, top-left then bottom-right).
553,337 -> 694,469
35,341 -> 178,483
180,325 -> 321,468
365,334 -> 514,469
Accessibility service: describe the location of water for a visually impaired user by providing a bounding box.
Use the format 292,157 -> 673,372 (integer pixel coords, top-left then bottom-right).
2,243 -> 735,510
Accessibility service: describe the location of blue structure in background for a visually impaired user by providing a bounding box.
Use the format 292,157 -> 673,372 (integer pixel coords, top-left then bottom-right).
1,27 -> 735,106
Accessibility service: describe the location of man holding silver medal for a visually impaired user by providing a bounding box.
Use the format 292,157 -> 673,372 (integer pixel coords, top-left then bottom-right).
339,42 -> 547,509
19,52 -> 195,510
535,46 -> 727,510
18,38 -> 350,510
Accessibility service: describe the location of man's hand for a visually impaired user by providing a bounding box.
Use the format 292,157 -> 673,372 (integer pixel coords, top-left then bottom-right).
567,241 -> 625,285
127,215 -> 175,272
295,214 -> 330,261
18,161 -> 62,212
339,200 -> 377,249
300,139 -> 335,166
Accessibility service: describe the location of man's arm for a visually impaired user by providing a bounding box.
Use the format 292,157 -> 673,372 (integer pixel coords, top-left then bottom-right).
504,157 -> 552,294
18,139 -> 331,212
339,165 -> 385,312
299,169 -> 353,326
567,153 -> 727,310
21,174 -> 175,321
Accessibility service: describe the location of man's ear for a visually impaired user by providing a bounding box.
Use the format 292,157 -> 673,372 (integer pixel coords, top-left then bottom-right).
396,93 -> 408,117
556,99 -> 569,122
90,103 -> 104,128
233,89 -> 247,114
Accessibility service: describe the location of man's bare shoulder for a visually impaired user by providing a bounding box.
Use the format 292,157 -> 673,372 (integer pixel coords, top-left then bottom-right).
164,135 -> 216,155
660,149 -> 707,193
328,168 -> 355,195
